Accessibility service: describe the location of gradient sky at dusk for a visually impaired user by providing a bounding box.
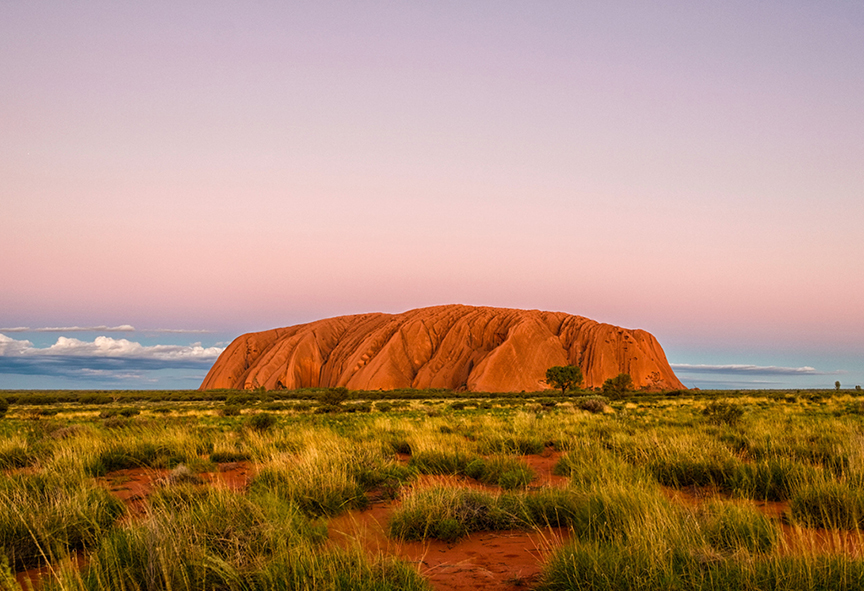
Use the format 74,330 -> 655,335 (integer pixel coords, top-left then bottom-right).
2,2 -> 862,390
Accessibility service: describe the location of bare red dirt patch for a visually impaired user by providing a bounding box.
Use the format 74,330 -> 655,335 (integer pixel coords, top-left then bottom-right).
328,451 -> 572,590
328,497 -> 569,591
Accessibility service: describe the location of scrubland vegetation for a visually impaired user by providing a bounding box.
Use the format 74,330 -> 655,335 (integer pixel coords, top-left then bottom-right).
1,387 -> 863,590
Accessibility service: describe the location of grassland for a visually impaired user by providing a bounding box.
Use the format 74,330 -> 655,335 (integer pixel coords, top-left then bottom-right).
1,387 -> 863,590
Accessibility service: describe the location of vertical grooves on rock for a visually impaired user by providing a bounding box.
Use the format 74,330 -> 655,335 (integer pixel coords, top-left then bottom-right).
200,305 -> 686,392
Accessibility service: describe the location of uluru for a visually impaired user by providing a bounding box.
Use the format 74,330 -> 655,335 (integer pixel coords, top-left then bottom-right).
200,305 -> 685,392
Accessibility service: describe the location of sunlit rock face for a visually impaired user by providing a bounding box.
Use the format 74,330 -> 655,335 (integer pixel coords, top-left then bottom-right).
200,305 -> 685,392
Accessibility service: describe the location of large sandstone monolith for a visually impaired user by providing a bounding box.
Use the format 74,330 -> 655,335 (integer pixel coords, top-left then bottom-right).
200,305 -> 685,392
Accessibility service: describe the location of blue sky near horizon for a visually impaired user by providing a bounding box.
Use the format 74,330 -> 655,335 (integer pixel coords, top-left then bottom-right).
2,2 -> 862,391
0,321 -> 859,391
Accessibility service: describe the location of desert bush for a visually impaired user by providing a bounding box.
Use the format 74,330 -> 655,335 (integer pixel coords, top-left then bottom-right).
320,387 -> 349,407
602,373 -> 633,399
575,396 -> 609,414
343,401 -> 372,413
246,412 -> 277,432
78,394 -> 112,405
225,394 -> 254,407
221,404 -> 242,416
703,401 -> 745,426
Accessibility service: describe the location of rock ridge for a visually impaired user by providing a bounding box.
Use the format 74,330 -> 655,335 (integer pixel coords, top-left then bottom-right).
200,305 -> 685,392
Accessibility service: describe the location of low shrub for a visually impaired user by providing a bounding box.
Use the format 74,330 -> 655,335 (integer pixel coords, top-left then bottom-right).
343,402 -> 372,413
246,413 -> 277,432
575,396 -> 609,414
221,405 -> 242,417
703,401 -> 745,426
376,401 -> 394,413
320,387 -> 349,407
78,394 -> 112,405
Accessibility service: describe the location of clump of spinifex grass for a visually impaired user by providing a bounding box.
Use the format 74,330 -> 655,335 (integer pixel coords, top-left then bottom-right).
731,457 -> 820,501
46,485 -> 430,591
538,541 -> 864,591
410,451 -> 534,489
553,443 -> 649,487
0,471 -> 123,570
388,486 -> 519,541
0,435 -> 45,469
389,480 -> 672,543
699,500 -> 778,553
252,438 -> 411,516
790,479 -> 864,529
86,440 -> 187,475
643,433 -> 743,489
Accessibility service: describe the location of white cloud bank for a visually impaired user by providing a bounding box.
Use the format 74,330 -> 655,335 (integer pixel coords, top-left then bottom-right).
670,363 -> 834,376
0,334 -> 223,360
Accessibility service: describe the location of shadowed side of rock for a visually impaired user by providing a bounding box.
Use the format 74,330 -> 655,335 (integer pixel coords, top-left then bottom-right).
200,305 -> 685,392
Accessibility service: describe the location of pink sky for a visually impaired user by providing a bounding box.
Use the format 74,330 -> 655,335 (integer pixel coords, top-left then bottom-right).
2,2 -> 862,388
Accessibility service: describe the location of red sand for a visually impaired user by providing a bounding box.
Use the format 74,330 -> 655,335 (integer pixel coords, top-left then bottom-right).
328,450 -> 572,591
14,452 -> 864,590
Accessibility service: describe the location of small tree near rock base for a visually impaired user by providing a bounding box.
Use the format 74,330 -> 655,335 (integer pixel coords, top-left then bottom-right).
320,387 -> 349,407
602,373 -> 633,399
545,366 -> 583,395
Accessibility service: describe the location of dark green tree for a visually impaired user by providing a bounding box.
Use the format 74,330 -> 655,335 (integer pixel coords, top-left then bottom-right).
545,365 -> 583,395
320,386 -> 349,407
835,381 -> 841,391
602,373 -> 633,398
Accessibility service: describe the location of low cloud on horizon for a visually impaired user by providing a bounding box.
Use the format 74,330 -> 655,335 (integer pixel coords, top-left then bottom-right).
0,333 -> 224,383
670,363 -> 840,376
0,333 -> 224,360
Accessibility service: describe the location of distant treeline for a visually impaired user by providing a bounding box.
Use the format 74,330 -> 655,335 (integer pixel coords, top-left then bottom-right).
0,387 -> 861,407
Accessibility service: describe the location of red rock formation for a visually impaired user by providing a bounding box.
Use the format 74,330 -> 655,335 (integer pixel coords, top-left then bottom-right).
200,305 -> 685,392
